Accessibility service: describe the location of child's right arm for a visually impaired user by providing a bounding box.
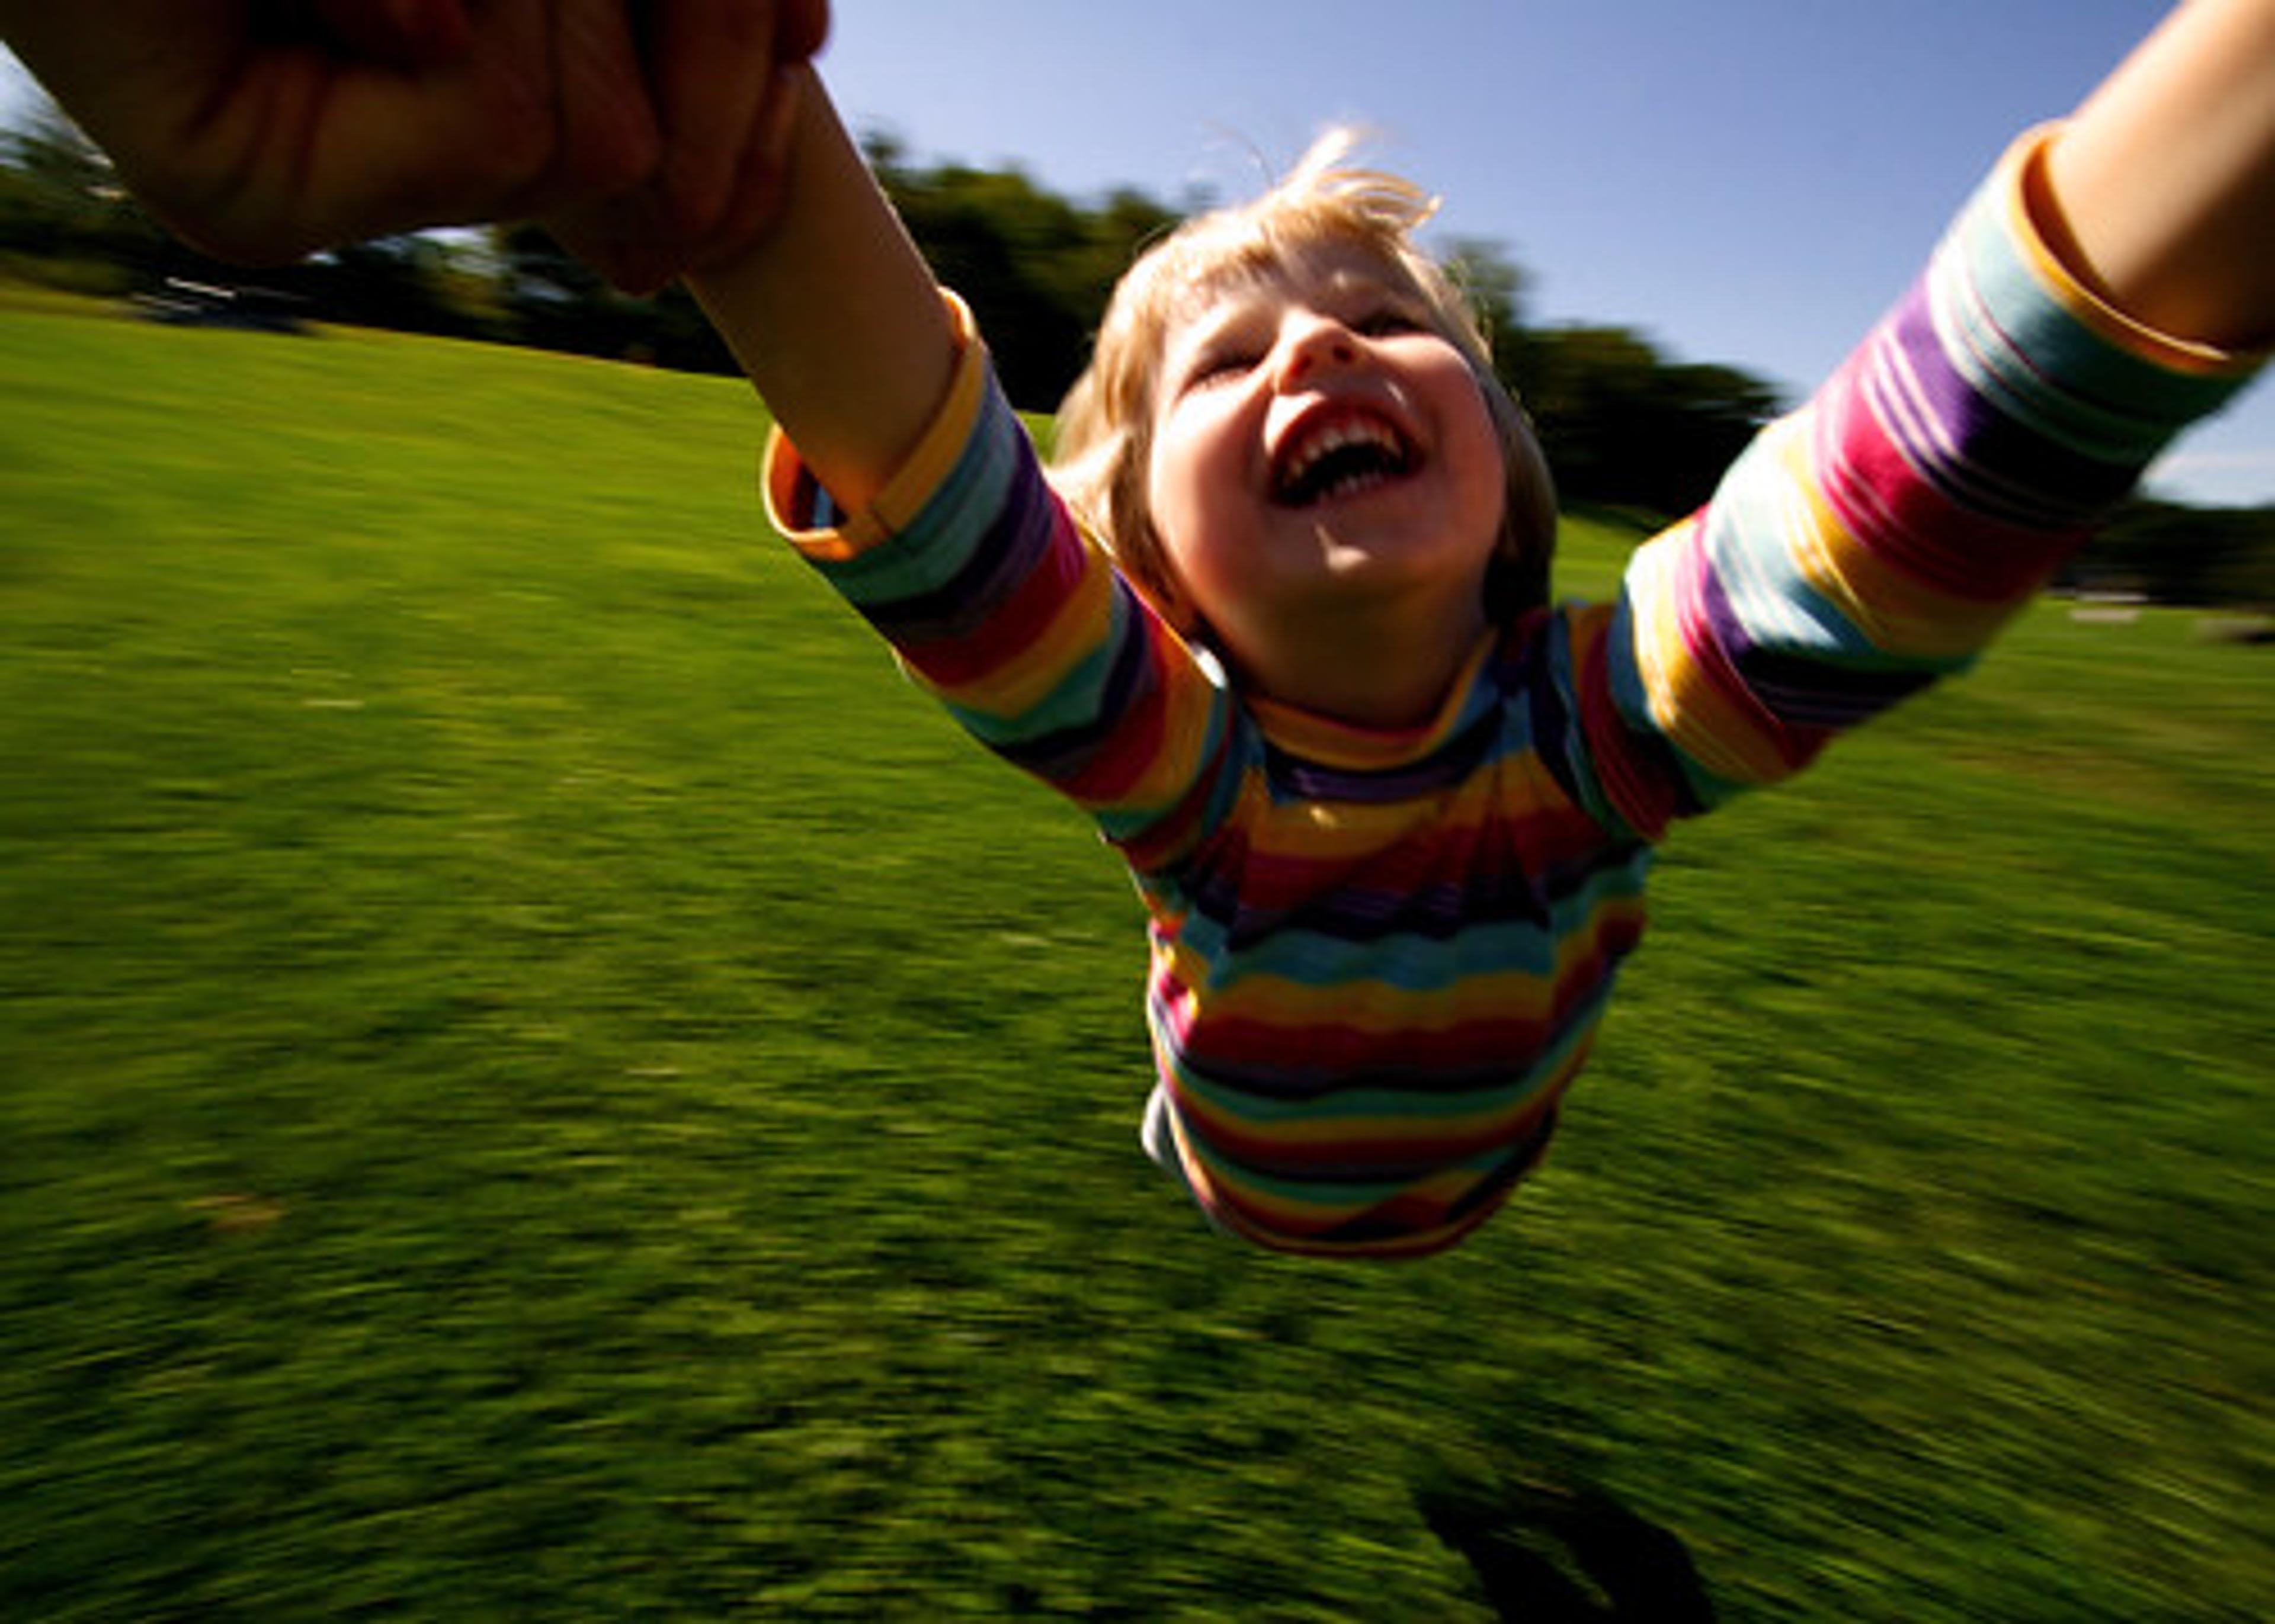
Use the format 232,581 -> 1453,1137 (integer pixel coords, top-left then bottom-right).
682,70 -> 1233,866
682,69 -> 958,515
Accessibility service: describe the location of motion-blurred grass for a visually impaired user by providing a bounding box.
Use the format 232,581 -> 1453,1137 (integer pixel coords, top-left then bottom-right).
2,301 -> 2268,1621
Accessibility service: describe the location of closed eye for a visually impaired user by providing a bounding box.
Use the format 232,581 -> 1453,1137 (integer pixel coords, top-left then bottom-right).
1353,307 -> 1428,338
1179,348 -> 1259,391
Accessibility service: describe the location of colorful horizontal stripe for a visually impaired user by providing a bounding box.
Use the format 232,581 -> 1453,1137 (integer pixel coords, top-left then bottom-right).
762,131 -> 2260,1257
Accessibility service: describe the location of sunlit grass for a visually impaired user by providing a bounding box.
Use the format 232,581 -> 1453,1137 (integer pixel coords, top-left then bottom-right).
3,303 -> 2270,1620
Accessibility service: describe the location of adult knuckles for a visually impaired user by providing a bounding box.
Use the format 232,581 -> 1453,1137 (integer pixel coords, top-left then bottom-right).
463,44 -> 655,230
777,0 -> 831,62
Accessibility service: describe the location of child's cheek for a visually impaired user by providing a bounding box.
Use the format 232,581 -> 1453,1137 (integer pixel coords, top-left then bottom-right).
1146,405 -> 1219,554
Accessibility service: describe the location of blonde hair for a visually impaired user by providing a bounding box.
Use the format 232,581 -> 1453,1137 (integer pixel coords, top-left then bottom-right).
1050,130 -> 1557,626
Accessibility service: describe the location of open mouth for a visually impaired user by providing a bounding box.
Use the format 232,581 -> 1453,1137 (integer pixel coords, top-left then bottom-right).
1270,415 -> 1417,508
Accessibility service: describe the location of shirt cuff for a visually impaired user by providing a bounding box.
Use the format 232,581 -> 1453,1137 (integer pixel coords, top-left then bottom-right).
2008,123 -> 2266,380
761,290 -> 991,563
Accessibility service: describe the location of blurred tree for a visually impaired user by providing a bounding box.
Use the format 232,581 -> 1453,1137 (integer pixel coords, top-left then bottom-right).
5,88 -> 2264,597
491,222 -> 733,372
495,221 -> 640,357
307,235 -> 494,341
868,132 -> 1177,410
0,85 -> 480,335
1443,235 -> 1534,383
1508,322 -> 1784,516
2071,499 -> 2275,607
0,98 -> 168,285
1430,238 -> 1787,518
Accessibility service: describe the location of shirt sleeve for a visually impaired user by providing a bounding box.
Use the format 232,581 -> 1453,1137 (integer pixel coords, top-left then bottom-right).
761,294 -> 1235,864
1556,126 -> 2266,842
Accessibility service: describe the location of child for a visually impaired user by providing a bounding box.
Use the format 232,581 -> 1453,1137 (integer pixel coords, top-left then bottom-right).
16,2 -> 2266,1258
675,0 -> 2274,1257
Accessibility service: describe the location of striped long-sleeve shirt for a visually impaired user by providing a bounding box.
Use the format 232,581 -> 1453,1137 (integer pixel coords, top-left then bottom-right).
762,131 -> 2258,1257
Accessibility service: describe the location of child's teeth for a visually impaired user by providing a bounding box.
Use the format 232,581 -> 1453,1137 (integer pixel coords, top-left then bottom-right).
1280,419 -> 1406,502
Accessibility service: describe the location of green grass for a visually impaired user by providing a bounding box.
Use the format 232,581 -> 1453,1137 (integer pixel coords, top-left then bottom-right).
3,301 -> 2270,1622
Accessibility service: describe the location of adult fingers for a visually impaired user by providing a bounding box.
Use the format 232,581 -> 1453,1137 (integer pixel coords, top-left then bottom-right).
540,61 -> 806,294
541,191 -> 680,296
308,0 -> 474,68
529,0 -> 665,209
546,4 -> 825,291
776,0 -> 832,65
644,0 -> 785,242
299,0 -> 662,214
651,2 -> 834,278
686,63 -> 806,272
237,0 -> 660,260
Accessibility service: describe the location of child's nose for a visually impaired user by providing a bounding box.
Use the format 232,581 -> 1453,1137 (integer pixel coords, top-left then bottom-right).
1274,314 -> 1361,387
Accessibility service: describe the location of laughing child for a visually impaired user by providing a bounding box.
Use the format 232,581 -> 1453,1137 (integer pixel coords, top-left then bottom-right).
8,1 -> 2268,1259
669,0 -> 2275,1257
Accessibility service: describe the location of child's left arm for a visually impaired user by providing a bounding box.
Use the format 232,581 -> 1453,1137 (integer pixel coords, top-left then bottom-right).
1547,0 -> 2271,845
2043,0 -> 2275,352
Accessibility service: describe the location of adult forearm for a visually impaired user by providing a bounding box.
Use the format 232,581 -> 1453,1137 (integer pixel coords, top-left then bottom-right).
686,69 -> 956,515
2045,0 -> 2275,349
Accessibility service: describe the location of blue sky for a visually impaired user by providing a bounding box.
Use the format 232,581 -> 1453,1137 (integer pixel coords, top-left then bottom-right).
810,0 -> 2272,505
7,2 -> 2271,503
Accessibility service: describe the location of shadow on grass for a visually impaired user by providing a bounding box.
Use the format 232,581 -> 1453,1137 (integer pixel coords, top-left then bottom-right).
1418,1473 -> 1713,1622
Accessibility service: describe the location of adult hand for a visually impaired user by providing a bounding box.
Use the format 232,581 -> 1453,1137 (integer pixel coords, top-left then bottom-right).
544,0 -> 830,293
0,0 -> 829,284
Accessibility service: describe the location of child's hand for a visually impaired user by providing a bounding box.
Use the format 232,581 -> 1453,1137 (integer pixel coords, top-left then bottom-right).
0,0 -> 829,281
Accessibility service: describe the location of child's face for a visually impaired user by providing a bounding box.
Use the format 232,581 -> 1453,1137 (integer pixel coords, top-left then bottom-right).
1143,239 -> 1507,673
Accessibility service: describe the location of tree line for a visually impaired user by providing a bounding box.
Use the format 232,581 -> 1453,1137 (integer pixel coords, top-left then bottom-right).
5,101 -> 2267,608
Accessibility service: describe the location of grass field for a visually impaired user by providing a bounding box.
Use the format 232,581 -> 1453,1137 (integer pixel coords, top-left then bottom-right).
3,299 -> 2270,1621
